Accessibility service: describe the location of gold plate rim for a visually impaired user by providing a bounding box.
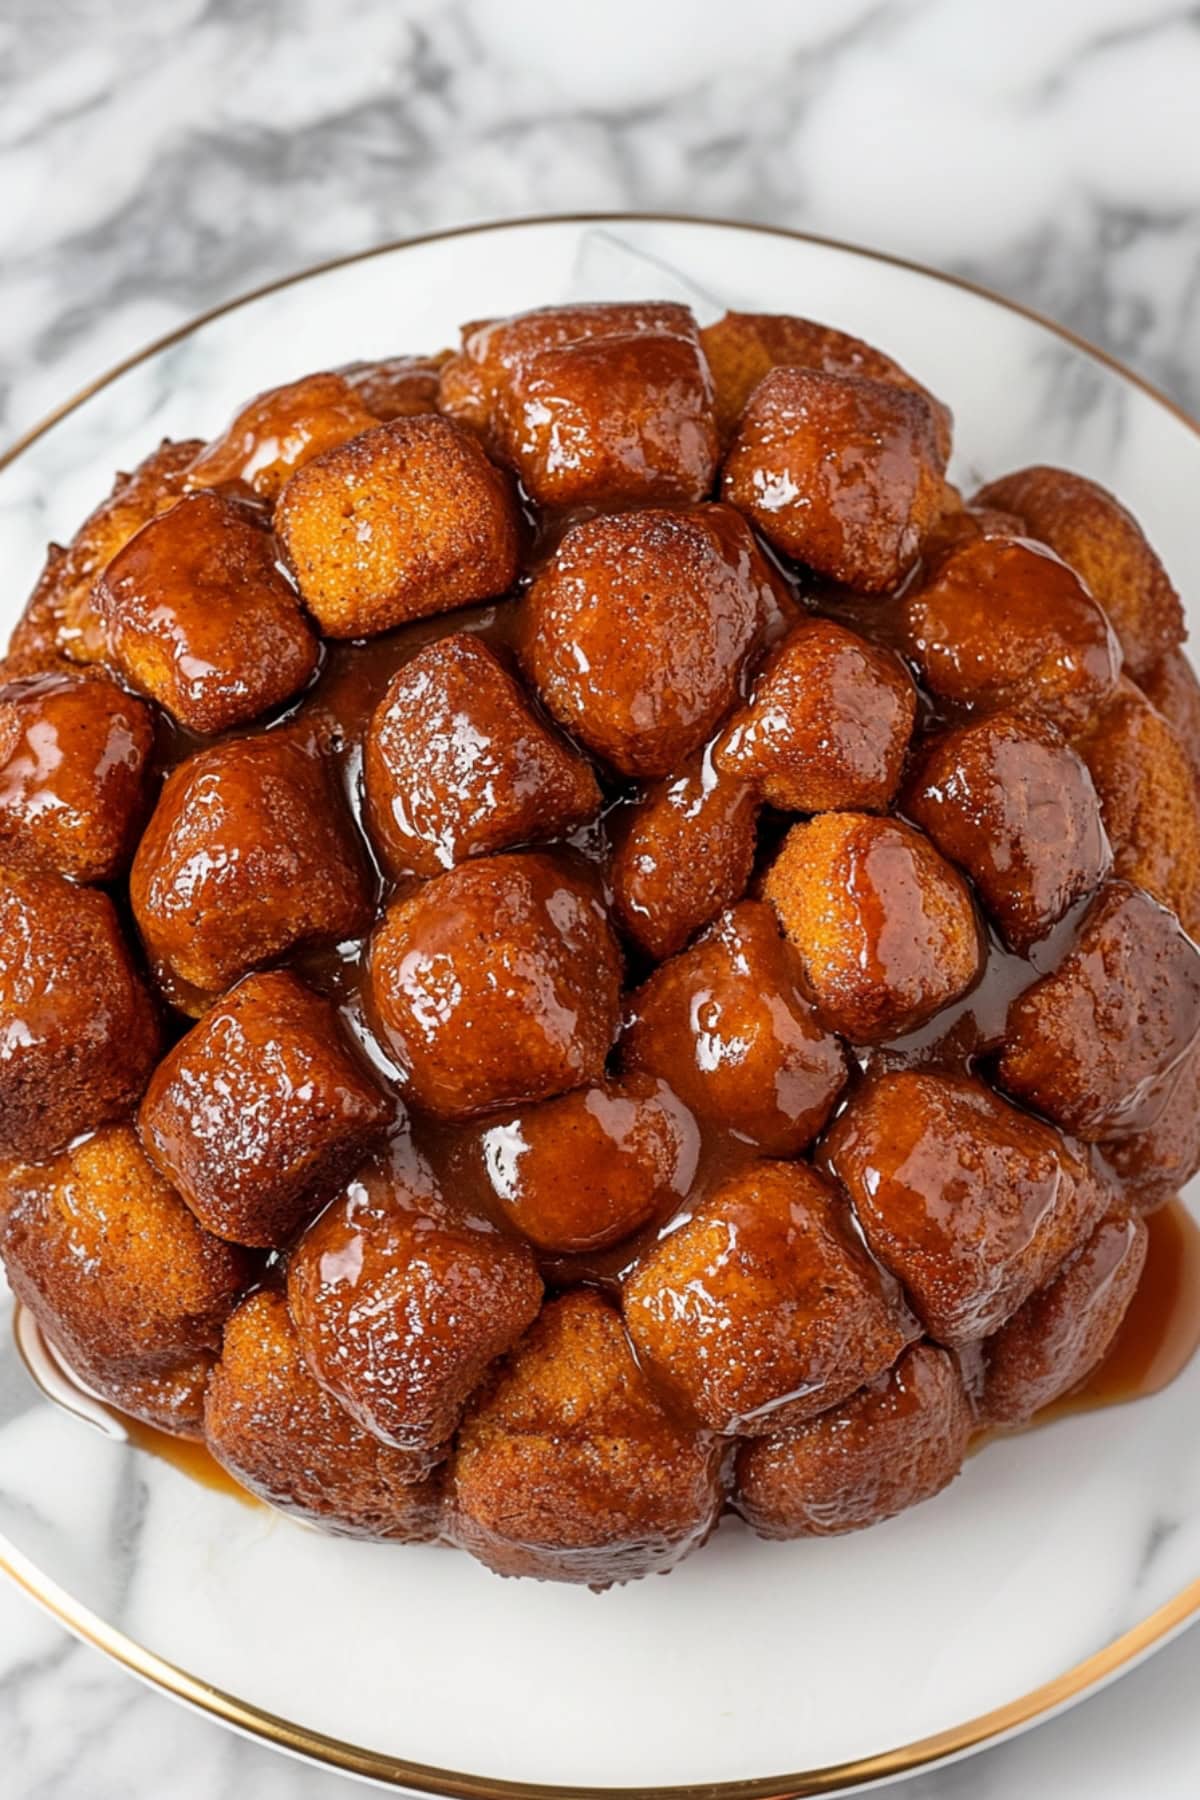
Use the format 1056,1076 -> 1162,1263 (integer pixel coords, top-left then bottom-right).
2,210 -> 1199,1797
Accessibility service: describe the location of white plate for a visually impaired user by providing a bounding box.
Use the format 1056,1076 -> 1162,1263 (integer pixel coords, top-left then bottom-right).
2,215 -> 1199,1799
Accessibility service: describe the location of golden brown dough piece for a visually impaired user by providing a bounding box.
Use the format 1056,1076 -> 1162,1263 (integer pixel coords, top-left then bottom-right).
95,491 -> 319,733
131,733 -> 372,1007
998,881 -> 1200,1141
472,1074 -> 698,1253
0,1127 -> 246,1390
3,545 -> 75,677
139,970 -> 390,1248
822,1070 -> 1110,1346
1138,649 -> 1200,787
904,711 -> 1110,953
902,536 -> 1120,732
735,1342 -> 973,1538
9,439 -> 205,669
722,368 -> 947,591
609,757 -> 759,961
700,310 -> 952,456
337,353 -> 447,420
368,852 -> 622,1120
205,1291 -> 444,1537
762,813 -> 982,1043
438,300 -> 701,447
363,633 -> 600,880
288,1156 -> 542,1452
0,861 -> 161,1159
521,505 -> 777,778
1103,1044 -> 1200,1214
973,466 -> 1184,678
1075,678 -> 1200,937
93,1356 -> 216,1440
0,670 -> 154,881
621,900 -> 847,1155
623,1160 -> 916,1436
451,1288 -> 725,1585
276,415 -> 520,638
980,1212 -> 1148,1425
183,370 -> 379,499
715,618 -> 916,812
491,329 -> 718,508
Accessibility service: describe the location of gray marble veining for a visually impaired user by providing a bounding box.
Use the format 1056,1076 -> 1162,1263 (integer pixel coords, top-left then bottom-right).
2,0 -> 1199,448
1,2 -> 1199,1796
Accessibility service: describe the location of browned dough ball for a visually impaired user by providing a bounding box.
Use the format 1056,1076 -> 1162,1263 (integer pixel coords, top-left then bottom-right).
491,328 -> 719,508
699,309 -> 952,454
734,1342 -> 973,1538
95,491 -> 319,734
901,536 -> 1120,732
276,414 -> 520,638
1138,649 -> 1200,788
288,1154 -> 543,1454
974,465 -> 1184,679
451,1288 -> 725,1585
620,900 -> 847,1155
367,851 -> 622,1120
998,881 -> 1200,1141
205,1290 -> 444,1538
139,970 -> 390,1248
1103,1044 -> 1200,1214
980,1212 -> 1149,1425
472,1074 -> 699,1254
9,439 -> 204,669
438,301 -> 701,450
821,1070 -> 1112,1346
1075,678 -> 1200,938
363,632 -> 600,880
762,813 -> 983,1044
714,617 -> 916,812
0,861 -> 161,1159
903,711 -> 1110,953
520,505 -> 778,779
131,733 -> 372,1009
609,757 -> 759,961
183,370 -> 380,499
0,669 -> 154,881
722,367 -> 947,591
336,353 -> 447,421
0,1126 -> 247,1391
623,1159 -> 916,1436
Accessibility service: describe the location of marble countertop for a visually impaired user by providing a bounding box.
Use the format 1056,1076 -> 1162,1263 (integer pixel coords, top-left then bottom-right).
2,1 -> 1199,1794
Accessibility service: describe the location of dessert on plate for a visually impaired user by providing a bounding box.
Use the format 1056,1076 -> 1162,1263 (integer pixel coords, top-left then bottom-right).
2,298 -> 1197,1586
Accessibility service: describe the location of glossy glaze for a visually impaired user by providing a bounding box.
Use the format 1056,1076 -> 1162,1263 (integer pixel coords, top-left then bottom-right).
722,365 -> 947,590
902,535 -> 1121,731
715,616 -> 917,813
762,812 -> 984,1042
0,668 -> 154,880
95,489 -> 319,734
363,631 -> 600,878
519,504 -> 783,777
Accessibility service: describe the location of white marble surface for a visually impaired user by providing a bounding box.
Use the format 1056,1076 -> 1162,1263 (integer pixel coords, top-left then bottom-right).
1,3 -> 1199,1797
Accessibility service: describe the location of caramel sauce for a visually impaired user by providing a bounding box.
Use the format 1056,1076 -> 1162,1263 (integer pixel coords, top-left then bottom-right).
123,1418 -> 255,1504
10,1303 -> 254,1503
1041,1195 -> 1200,1421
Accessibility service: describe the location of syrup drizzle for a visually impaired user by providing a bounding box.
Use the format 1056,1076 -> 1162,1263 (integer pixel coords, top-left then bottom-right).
1042,1196 -> 1200,1420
